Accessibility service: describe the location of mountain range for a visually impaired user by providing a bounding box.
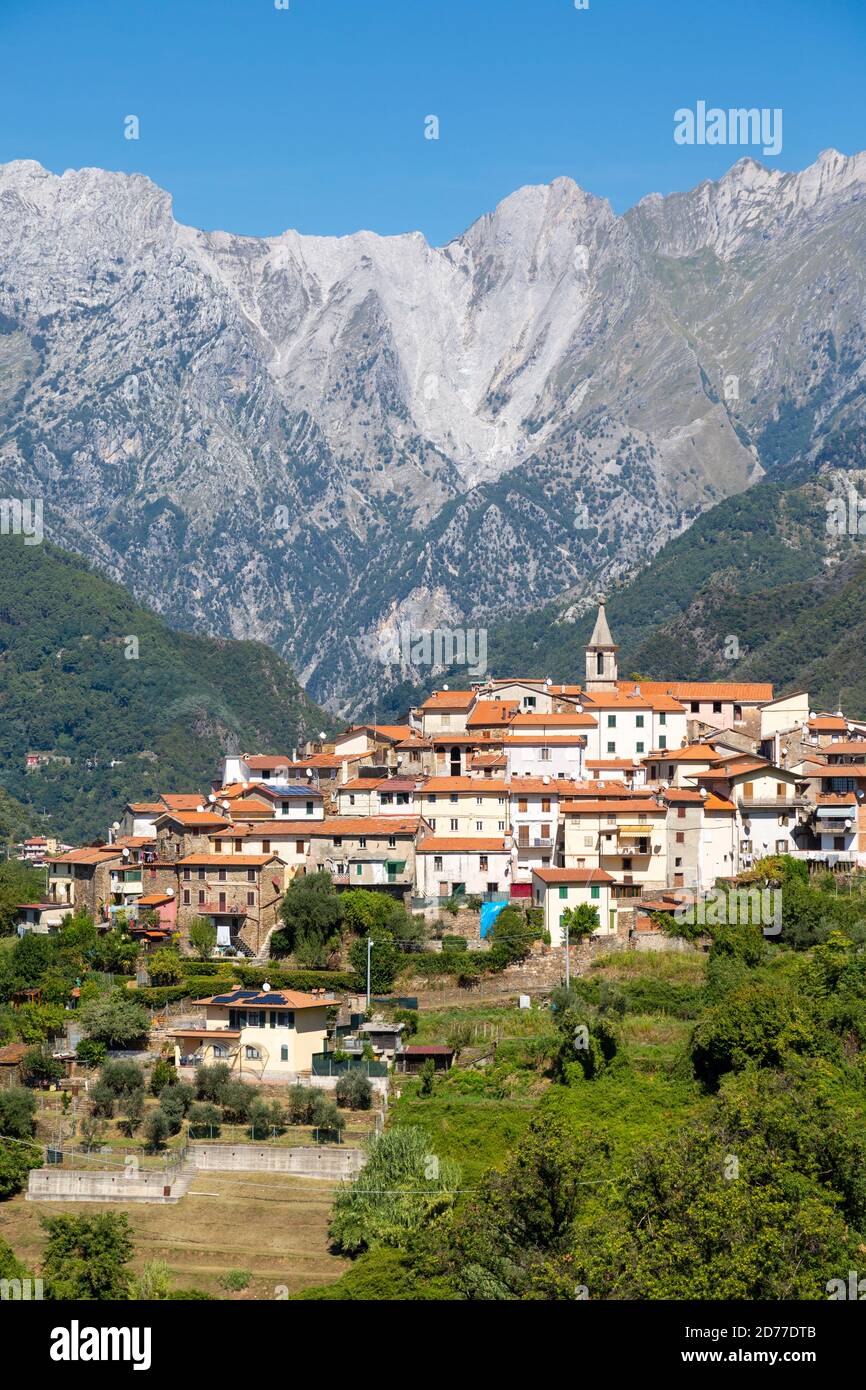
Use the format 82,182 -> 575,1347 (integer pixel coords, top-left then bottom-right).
0,149 -> 864,715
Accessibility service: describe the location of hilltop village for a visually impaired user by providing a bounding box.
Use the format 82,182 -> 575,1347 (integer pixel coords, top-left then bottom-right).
16,601 -> 865,967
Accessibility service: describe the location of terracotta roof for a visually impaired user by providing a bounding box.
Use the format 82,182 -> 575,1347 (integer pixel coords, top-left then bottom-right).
0,1043 -> 29,1064
644,744 -> 722,763
465,701 -> 519,728
417,836 -> 511,853
137,892 -> 175,906
619,680 -> 773,702
50,846 -> 120,865
580,691 -> 652,710
161,794 -> 207,810
825,742 -> 866,758
338,777 -> 419,792
191,987 -> 331,1010
244,756 -> 291,769
419,690 -> 476,710
127,802 -> 164,814
809,716 -> 848,732
156,811 -> 232,828
815,793 -> 858,806
532,867 -> 615,883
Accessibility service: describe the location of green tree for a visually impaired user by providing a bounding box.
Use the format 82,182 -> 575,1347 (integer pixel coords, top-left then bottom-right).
276,871 -> 343,955
80,989 -> 149,1047
142,1110 -> 170,1153
41,1213 -> 135,1300
0,1138 -> 42,1200
0,1086 -> 37,1139
147,948 -> 183,986
20,1047 -> 64,1086
348,926 -> 400,994
189,916 -> 217,961
690,982 -> 820,1089
330,1127 -> 460,1255
118,1090 -> 145,1137
149,1056 -> 177,1095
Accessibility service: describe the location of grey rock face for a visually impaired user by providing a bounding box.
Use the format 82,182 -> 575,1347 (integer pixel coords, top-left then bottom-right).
0,151 -> 863,714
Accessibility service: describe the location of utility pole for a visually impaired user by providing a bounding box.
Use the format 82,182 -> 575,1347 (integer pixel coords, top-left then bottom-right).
564,918 -> 570,989
366,938 -> 373,1009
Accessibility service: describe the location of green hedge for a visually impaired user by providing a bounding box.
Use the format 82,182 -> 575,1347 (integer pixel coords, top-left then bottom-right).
135,978 -> 230,1007
441,936 -> 468,953
178,961 -> 238,978
235,966 -> 354,991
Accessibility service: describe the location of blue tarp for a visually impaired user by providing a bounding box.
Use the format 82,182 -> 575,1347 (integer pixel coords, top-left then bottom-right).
480,898 -> 510,939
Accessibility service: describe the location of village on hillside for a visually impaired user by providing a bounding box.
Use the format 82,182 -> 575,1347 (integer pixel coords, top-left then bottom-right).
6,600 -> 866,1089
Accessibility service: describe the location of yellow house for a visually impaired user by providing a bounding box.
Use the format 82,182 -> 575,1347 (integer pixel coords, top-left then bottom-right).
170,986 -> 333,1078
531,867 -> 618,947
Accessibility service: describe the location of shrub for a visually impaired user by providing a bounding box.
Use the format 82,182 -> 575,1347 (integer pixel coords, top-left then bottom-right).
286,1083 -> 317,1125
143,1110 -> 170,1152
195,1062 -> 231,1102
75,1038 -> 107,1068
219,1269 -> 251,1292
441,936 -> 467,953
90,1081 -> 116,1118
20,1048 -> 64,1086
310,1094 -> 345,1138
187,1102 -> 221,1138
335,1073 -> 373,1110
100,1059 -> 146,1096
220,1080 -> 255,1123
0,1086 -> 37,1139
147,949 -> 183,986
149,1057 -> 177,1095
158,1088 -> 186,1134
119,1090 -> 145,1137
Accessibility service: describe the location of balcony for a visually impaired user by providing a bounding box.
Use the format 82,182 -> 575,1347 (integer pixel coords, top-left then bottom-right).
737,796 -> 807,813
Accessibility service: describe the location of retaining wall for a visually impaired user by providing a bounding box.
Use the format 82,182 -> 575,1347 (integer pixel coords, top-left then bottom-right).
188,1143 -> 364,1178
27,1168 -> 191,1204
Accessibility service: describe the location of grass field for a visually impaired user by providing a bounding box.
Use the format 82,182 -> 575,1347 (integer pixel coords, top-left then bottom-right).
0,1172 -> 350,1299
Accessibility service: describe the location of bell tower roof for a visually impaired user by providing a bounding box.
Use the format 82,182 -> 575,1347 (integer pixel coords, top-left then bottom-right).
587,596 -> 617,651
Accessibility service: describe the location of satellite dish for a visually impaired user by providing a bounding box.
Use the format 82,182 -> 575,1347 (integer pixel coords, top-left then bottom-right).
197,804 -> 206,813
809,710 -> 816,719
208,792 -> 216,802
262,981 -> 271,993
442,683 -> 449,691
243,781 -> 251,790
122,847 -> 130,858
112,821 -> 120,830
306,768 -> 313,778
545,677 -> 552,687
700,788 -> 709,798
166,887 -> 174,896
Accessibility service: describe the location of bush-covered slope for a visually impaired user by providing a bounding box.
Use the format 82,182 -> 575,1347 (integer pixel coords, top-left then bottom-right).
0,536 -> 331,842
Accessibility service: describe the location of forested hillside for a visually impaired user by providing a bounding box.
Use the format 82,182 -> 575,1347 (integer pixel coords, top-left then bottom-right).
0,537 -> 331,843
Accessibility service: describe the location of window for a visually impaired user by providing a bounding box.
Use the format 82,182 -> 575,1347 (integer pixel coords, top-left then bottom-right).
247,868 -> 255,882
559,886 -> 568,899
734,705 -> 743,722
636,742 -> 644,754
540,746 -> 551,762
450,818 -> 459,832
349,794 -> 355,806
262,839 -> 270,852
359,837 -> 367,848
607,715 -> 616,728
234,839 -> 242,852
247,891 -> 255,906
449,793 -> 458,804
498,820 -> 505,831
296,840 -> 305,854
356,864 -> 362,877
675,856 -> 682,868
622,858 -> 632,870
523,696 -> 536,709
183,889 -> 190,905
712,701 -> 722,714
659,712 -> 667,726
245,1046 -> 261,1061
479,855 -> 488,872
213,1045 -> 227,1059
584,835 -> 593,847
518,797 -> 528,812
428,793 -> 437,804
333,836 -> 342,847
676,831 -> 684,844
607,741 -> 616,754
690,701 -> 699,714
306,801 -> 314,815
281,802 -> 290,815
659,735 -> 667,749
280,1045 -> 289,1062
182,866 -> 190,881
198,868 -> 205,880
775,839 -> 787,854
677,806 -> 686,819
636,715 -> 644,729
198,890 -> 205,905
476,821 -> 483,832
434,856 -> 443,872
429,819 -> 437,830
590,885 -> 600,900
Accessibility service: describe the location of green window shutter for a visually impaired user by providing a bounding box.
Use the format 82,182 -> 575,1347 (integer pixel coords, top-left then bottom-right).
591,885 -> 600,900
559,886 -> 568,899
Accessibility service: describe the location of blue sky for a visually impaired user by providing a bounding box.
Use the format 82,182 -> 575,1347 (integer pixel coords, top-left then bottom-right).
1,0 -> 864,245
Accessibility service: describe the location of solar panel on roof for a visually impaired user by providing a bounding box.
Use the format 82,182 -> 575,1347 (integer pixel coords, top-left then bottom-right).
258,993 -> 287,1005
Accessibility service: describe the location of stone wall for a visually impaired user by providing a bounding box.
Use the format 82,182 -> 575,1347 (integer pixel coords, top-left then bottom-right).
28,1167 -> 192,1204
188,1143 -> 364,1178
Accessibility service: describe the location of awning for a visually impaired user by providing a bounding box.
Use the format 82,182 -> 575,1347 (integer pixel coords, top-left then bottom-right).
815,806 -> 854,819
617,825 -> 652,838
